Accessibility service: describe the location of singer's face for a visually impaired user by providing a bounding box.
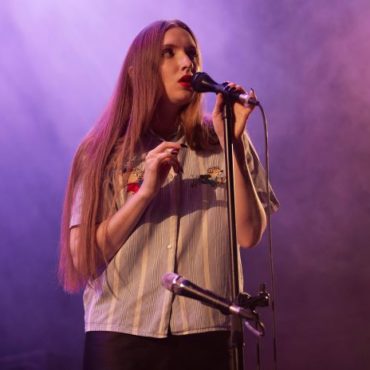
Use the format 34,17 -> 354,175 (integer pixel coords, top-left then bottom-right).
159,27 -> 198,110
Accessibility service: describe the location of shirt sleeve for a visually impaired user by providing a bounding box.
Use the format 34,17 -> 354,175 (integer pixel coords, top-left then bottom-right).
242,133 -> 280,213
69,178 -> 119,228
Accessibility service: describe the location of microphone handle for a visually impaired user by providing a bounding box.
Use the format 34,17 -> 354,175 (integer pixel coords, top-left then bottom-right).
178,279 -> 232,315
194,74 -> 258,106
179,279 -> 256,321
221,82 -> 259,106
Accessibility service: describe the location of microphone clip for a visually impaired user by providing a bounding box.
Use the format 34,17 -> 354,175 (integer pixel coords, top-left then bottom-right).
236,284 -> 270,311
235,284 -> 270,337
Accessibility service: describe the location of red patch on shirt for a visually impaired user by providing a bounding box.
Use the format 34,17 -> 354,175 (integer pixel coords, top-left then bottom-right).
127,183 -> 141,194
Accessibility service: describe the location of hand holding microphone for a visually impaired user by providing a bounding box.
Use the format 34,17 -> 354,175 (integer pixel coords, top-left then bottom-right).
191,72 -> 259,107
191,72 -> 259,143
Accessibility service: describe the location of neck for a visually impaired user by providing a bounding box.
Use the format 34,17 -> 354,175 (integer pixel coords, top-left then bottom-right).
151,104 -> 181,140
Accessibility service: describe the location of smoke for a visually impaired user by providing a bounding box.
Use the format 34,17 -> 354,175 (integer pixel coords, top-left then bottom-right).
1,1 -> 370,369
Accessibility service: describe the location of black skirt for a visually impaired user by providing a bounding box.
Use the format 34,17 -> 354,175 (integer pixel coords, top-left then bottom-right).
83,330 -> 231,370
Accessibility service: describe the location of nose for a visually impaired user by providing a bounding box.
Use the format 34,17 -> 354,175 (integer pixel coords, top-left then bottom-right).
179,51 -> 193,71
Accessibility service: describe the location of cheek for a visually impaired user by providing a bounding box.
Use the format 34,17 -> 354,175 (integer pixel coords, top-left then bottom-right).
160,66 -> 171,86
162,71 -> 177,92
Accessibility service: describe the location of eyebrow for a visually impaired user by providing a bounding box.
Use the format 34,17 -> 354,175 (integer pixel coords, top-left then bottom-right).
162,43 -> 197,49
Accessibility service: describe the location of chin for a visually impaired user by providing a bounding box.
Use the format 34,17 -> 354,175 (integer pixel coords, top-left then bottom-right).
160,91 -> 194,111
172,92 -> 194,106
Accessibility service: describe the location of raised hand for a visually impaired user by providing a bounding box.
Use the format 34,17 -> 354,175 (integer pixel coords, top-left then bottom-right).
139,141 -> 182,198
212,83 -> 257,148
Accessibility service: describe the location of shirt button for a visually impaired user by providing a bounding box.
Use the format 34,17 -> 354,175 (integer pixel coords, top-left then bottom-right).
167,244 -> 172,249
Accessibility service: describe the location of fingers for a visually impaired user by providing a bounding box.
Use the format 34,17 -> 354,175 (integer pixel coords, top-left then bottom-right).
156,151 -> 182,174
145,141 -> 184,174
213,92 -> 225,115
213,82 -> 248,115
214,82 -> 257,111
223,82 -> 245,94
223,81 -> 257,98
139,141 -> 185,196
146,141 -> 181,163
149,141 -> 181,155
249,88 -> 257,100
224,82 -> 257,105
211,81 -> 257,143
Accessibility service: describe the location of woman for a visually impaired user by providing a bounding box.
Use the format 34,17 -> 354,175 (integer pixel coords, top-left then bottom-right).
59,19 -> 276,370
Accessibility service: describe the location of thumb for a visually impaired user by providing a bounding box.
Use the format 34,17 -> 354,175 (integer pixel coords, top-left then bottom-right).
213,93 -> 224,116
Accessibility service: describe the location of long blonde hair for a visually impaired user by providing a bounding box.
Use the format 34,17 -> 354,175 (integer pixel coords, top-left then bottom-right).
58,19 -> 218,293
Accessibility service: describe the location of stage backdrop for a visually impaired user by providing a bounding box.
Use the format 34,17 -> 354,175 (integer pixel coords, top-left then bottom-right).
1,0 -> 369,369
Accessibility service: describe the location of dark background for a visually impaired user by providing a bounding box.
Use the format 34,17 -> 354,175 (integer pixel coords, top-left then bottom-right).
1,0 -> 369,369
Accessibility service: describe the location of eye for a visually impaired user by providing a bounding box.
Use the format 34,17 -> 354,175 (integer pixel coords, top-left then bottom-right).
186,47 -> 198,61
161,47 -> 174,58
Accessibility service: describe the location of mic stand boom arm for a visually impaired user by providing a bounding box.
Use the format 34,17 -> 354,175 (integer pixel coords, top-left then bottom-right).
162,273 -> 268,337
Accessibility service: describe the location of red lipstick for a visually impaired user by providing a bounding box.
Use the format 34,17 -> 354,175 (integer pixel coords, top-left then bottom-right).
178,75 -> 192,89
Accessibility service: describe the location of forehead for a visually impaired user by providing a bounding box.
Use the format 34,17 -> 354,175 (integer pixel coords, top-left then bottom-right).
163,27 -> 196,47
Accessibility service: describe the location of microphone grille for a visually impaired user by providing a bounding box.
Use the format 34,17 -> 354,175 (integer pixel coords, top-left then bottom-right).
161,272 -> 179,291
191,72 -> 215,93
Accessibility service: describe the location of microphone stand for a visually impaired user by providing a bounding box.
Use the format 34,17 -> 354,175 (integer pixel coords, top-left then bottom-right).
222,97 -> 244,370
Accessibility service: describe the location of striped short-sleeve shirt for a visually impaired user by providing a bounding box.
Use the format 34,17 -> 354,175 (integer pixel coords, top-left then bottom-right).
71,132 -> 279,338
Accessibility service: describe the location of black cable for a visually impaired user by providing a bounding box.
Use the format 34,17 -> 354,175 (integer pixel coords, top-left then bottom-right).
256,103 -> 278,370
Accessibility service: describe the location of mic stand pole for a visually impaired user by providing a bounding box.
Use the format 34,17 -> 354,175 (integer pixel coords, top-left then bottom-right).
223,98 -> 244,370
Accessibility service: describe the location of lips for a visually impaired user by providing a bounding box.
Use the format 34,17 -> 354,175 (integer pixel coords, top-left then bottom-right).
178,75 -> 193,89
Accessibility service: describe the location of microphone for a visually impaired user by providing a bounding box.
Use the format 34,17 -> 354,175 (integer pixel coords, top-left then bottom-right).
191,72 -> 259,106
161,272 -> 255,321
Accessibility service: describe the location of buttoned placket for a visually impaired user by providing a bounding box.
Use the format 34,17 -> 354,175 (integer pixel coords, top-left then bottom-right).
167,168 -> 180,254
156,161 -> 182,336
